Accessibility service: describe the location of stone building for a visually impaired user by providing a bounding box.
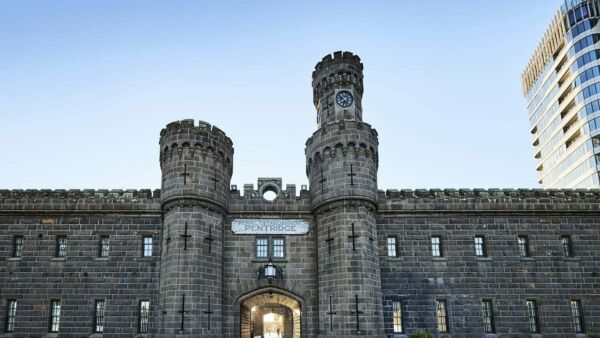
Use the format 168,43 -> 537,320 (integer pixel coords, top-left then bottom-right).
2,51 -> 600,338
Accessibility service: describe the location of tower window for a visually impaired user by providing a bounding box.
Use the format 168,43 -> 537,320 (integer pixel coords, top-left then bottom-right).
272,238 -> 285,258
55,236 -> 67,257
12,236 -> 23,258
526,300 -> 539,333
256,238 -> 269,258
387,236 -> 397,257
431,236 -> 443,257
98,236 -> 109,257
143,236 -> 153,257
474,236 -> 487,257
392,300 -> 403,333
561,236 -> 574,257
571,300 -> 584,332
436,300 -> 449,332
518,236 -> 530,257
482,300 -> 495,333
5,299 -> 17,332
139,300 -> 150,333
94,300 -> 105,333
49,300 -> 61,332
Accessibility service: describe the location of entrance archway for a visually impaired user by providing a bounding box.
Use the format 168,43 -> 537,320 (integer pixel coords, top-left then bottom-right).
240,288 -> 302,338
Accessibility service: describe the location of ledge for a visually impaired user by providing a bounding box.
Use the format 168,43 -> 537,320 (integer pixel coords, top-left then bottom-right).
252,259 -> 288,264
93,257 -> 110,262
6,257 -> 22,262
432,257 -> 447,262
49,257 -> 66,262
520,257 -> 536,262
476,257 -> 493,262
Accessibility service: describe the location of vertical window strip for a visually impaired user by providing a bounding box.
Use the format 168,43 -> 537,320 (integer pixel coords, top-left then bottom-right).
518,236 -> 529,257
474,236 -> 485,256
94,300 -> 105,332
5,300 -> 17,332
392,300 -> 403,333
139,300 -> 150,333
12,236 -> 23,258
526,300 -> 539,333
562,236 -> 573,257
432,236 -> 442,257
272,238 -> 285,258
387,237 -> 397,257
436,300 -> 448,332
56,236 -> 67,257
99,236 -> 109,257
256,238 -> 269,258
143,236 -> 153,257
571,300 -> 584,332
50,300 -> 61,332
482,300 -> 495,333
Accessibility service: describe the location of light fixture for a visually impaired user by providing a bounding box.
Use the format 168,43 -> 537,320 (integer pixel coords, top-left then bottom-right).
264,258 -> 277,283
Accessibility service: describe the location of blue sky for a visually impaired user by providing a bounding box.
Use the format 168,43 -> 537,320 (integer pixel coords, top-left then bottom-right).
0,1 -> 559,190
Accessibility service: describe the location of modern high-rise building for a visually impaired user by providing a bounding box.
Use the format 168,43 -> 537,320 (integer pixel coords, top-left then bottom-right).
523,0 -> 600,188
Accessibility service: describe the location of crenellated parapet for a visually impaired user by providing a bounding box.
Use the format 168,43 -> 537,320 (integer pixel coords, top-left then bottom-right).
0,188 -> 160,200
159,119 -> 234,211
312,51 -> 363,107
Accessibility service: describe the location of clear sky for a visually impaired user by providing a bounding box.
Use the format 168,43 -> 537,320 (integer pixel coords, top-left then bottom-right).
0,0 -> 560,191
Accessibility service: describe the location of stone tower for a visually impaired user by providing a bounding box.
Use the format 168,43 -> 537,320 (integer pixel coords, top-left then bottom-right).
158,119 -> 233,337
306,51 -> 384,337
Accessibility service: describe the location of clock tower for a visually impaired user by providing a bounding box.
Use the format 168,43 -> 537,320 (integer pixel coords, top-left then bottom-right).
313,51 -> 364,128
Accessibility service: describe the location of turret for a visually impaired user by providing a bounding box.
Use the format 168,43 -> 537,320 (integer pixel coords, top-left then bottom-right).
158,119 -> 233,337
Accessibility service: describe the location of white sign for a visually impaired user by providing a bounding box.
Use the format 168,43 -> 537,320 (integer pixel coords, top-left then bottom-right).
232,219 -> 309,235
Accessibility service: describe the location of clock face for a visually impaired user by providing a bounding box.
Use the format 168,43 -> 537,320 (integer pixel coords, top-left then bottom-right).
335,90 -> 354,108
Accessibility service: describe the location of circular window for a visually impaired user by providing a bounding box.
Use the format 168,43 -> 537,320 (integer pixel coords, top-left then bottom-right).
260,184 -> 279,202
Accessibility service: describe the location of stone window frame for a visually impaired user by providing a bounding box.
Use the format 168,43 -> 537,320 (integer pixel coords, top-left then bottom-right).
98,235 -> 110,258
526,299 -> 540,333
142,235 -> 154,257
561,235 -> 574,257
55,235 -> 67,258
12,235 -> 23,258
517,235 -> 531,257
138,300 -> 150,333
431,236 -> 443,258
435,299 -> 449,333
391,299 -> 403,333
481,299 -> 496,333
386,236 -> 398,257
255,236 -> 286,259
5,299 -> 17,333
474,236 -> 487,257
93,299 -> 105,333
49,299 -> 61,333
570,299 -> 585,333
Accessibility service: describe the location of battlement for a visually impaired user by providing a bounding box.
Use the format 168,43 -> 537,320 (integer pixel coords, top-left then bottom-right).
160,119 -> 233,147
312,51 -> 363,77
379,188 -> 600,202
0,189 -> 161,200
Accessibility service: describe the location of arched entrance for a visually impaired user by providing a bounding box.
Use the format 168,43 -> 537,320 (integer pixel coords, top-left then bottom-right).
239,288 -> 302,338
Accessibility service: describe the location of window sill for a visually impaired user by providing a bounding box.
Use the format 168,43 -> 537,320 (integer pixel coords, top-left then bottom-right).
94,257 -> 110,261
6,257 -> 22,261
476,257 -> 492,262
252,258 -> 288,263
50,257 -> 66,262
432,257 -> 447,262
386,256 -> 404,261
391,334 -> 408,338
520,257 -> 535,261
90,333 -> 104,338
563,256 -> 581,262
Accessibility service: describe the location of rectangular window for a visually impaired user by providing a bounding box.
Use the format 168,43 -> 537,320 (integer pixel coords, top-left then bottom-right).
56,236 -> 67,257
94,300 -> 105,333
139,300 -> 150,333
392,300 -> 403,333
49,300 -> 61,332
5,299 -> 17,332
143,236 -> 153,257
482,300 -> 495,333
99,236 -> 109,257
431,236 -> 442,257
256,238 -> 269,258
12,236 -> 23,258
518,236 -> 530,257
387,237 -> 397,257
561,236 -> 573,257
526,300 -> 539,333
436,300 -> 449,332
474,236 -> 486,257
272,238 -> 285,258
571,300 -> 584,332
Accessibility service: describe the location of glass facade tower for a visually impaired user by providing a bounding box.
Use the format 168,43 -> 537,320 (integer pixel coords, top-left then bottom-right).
523,0 -> 600,188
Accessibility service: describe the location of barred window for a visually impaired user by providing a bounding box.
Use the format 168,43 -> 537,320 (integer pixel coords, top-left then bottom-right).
49,300 -> 61,332
94,300 -> 105,332
561,236 -> 574,257
99,236 -> 109,257
256,238 -> 269,258
5,299 -> 17,332
56,236 -> 67,257
518,236 -> 529,257
392,300 -> 403,333
431,236 -> 442,257
143,236 -> 153,257
526,300 -> 539,333
12,236 -> 23,258
139,300 -> 150,333
571,300 -> 584,332
387,237 -> 397,257
272,238 -> 285,258
482,300 -> 495,333
474,236 -> 486,257
436,300 -> 448,332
